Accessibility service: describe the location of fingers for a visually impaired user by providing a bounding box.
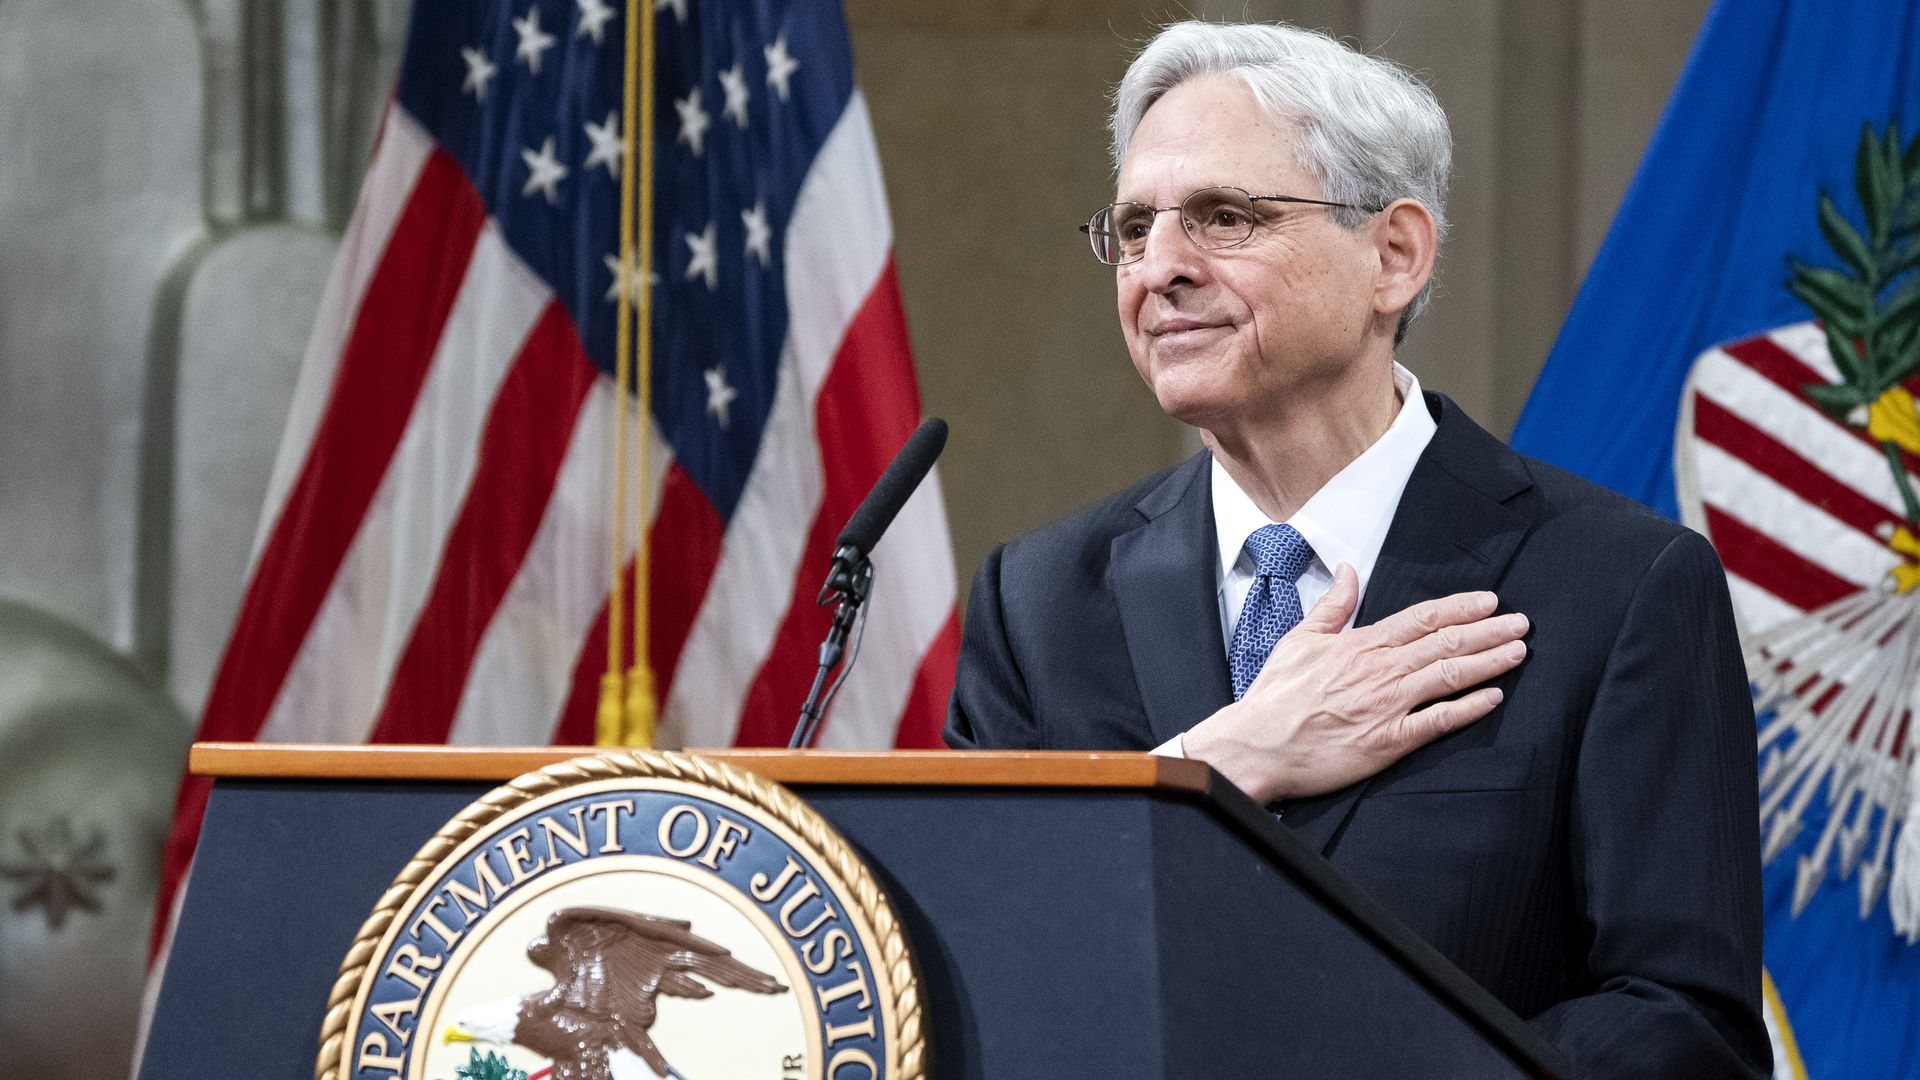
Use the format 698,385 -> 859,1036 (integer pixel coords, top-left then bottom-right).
1393,687 -> 1505,749
1372,590 -> 1499,647
1395,611 -> 1530,674
1399,638 -> 1527,707
1295,562 -> 1360,634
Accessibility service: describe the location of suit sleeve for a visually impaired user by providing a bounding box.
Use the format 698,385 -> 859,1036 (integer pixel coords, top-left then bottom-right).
943,544 -> 1043,750
1530,528 -> 1770,1078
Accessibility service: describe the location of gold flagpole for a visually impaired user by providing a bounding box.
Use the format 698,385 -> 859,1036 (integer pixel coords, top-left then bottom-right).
597,0 -> 647,747
624,0 -> 658,746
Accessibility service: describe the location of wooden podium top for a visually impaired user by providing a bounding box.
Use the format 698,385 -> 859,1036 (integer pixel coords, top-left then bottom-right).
188,743 -> 1212,792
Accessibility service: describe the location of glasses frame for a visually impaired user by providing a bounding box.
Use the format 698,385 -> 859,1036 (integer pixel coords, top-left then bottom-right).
1079,186 -> 1387,266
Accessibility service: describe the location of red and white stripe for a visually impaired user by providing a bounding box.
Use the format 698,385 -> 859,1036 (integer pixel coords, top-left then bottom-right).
143,84 -> 957,1035
662,94 -> 954,749
1678,321 -> 1916,638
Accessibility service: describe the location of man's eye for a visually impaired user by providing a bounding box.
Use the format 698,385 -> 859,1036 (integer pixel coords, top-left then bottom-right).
1211,207 -> 1251,228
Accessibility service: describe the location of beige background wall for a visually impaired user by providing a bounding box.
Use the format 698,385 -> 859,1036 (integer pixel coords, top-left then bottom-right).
0,1 -> 1707,1073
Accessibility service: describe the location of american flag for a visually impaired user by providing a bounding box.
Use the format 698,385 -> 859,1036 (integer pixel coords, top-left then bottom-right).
145,0 -> 957,994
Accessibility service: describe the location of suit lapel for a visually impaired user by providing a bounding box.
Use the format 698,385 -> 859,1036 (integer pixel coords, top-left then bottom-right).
1109,453 -> 1235,747
1285,394 -> 1536,855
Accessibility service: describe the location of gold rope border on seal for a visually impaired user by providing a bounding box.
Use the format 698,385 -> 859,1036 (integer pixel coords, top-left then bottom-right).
312,750 -> 926,1080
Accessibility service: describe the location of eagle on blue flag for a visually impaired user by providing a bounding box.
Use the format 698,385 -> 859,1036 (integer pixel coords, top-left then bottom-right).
1511,0 -> 1920,1075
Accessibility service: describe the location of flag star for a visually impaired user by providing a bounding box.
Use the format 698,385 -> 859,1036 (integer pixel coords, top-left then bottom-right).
684,222 -> 718,289
513,6 -> 558,74
576,0 -> 616,44
521,136 -> 568,203
675,87 -> 711,157
704,365 -> 739,428
741,201 -> 772,266
604,251 -> 637,303
718,64 -> 751,128
655,0 -> 688,25
460,46 -> 498,100
764,36 -> 799,101
584,112 -> 622,177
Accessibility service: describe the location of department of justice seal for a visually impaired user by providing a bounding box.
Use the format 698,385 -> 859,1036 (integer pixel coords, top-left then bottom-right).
316,751 -> 923,1080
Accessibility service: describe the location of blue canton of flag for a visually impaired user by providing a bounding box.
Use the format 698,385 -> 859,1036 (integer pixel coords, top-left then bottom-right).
401,0 -> 852,519
1513,0 -> 1920,1075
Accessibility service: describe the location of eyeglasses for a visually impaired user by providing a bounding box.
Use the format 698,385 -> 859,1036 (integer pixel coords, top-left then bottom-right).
1079,185 -> 1384,266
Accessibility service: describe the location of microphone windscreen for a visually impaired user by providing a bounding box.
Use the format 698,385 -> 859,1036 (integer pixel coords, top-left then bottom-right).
836,417 -> 948,557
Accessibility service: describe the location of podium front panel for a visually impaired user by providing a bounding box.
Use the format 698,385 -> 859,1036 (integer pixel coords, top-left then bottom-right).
141,759 -> 1553,1079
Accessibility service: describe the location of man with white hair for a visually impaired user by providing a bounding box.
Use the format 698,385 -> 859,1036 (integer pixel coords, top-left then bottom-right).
946,21 -> 1767,1079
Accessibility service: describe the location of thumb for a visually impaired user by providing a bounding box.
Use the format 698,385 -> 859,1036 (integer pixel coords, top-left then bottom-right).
1295,563 -> 1358,634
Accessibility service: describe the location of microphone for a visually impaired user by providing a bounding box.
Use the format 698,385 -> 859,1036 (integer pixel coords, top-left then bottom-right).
820,418 -> 948,598
791,418 -> 949,749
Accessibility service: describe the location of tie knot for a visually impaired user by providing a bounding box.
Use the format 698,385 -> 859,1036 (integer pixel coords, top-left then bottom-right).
1244,523 -> 1315,582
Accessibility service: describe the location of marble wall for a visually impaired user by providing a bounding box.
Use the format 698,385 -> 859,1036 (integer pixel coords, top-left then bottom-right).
0,0 -> 406,1070
0,0 -> 1706,1072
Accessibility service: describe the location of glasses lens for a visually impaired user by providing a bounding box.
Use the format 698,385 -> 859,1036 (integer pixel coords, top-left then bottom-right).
1182,187 -> 1259,249
1090,203 -> 1153,264
1086,206 -> 1117,264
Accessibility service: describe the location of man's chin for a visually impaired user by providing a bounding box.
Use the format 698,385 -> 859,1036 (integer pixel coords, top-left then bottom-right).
1150,389 -> 1235,432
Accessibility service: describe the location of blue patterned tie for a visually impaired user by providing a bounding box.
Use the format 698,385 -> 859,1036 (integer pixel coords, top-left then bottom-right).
1228,524 -> 1317,700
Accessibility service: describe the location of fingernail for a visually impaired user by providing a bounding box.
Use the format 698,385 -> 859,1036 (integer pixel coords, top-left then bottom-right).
1489,687 -> 1505,704
1504,641 -> 1527,660
1506,613 -> 1530,633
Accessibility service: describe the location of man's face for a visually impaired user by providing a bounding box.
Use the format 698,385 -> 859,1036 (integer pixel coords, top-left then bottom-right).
1115,75 -> 1383,429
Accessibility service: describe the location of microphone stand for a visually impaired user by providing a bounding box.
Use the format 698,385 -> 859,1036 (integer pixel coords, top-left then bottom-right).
789,546 -> 874,749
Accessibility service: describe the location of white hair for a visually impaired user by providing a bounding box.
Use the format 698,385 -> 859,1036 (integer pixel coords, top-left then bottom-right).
1110,22 -> 1452,339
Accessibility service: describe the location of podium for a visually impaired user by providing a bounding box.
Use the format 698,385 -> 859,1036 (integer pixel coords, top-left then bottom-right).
140,745 -> 1567,1079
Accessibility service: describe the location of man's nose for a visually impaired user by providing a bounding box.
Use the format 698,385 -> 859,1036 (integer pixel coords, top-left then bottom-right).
1131,210 -> 1202,292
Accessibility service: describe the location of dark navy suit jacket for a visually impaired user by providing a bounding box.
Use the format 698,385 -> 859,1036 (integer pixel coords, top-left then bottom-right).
946,393 -> 1769,1079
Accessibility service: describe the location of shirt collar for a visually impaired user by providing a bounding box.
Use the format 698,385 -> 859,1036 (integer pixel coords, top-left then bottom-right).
1210,363 -> 1438,592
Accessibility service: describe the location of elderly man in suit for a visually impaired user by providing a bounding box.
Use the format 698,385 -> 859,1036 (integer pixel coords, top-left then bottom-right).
945,21 -> 1769,1079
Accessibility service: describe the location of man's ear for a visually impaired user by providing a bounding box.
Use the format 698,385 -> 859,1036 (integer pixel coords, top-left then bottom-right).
1372,198 -> 1438,321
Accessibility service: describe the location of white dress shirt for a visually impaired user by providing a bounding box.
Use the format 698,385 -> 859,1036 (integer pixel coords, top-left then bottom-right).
1157,363 -> 1438,757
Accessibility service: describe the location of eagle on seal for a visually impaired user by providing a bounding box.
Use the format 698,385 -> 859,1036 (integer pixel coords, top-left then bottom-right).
449,906 -> 787,1080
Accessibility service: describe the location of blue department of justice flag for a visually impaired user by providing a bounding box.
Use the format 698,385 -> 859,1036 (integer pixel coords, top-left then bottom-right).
1512,0 -> 1920,1074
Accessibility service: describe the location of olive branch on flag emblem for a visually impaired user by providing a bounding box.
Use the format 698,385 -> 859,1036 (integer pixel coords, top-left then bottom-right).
1792,122 -> 1920,576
